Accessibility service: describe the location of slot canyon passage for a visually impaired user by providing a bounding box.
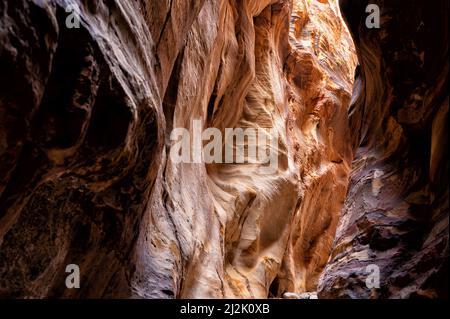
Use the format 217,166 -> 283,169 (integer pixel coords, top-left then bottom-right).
0,0 -> 448,299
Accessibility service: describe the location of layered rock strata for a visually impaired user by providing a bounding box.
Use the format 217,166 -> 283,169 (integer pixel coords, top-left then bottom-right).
0,0 -> 447,299
318,0 -> 449,299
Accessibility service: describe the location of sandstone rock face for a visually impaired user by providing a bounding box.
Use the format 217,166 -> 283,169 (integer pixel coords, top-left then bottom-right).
277,0 -> 357,295
0,0 -> 356,298
0,0 -> 447,299
318,0 -> 449,299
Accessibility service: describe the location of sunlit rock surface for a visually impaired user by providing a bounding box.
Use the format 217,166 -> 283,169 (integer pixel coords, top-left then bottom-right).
0,0 -> 447,299
318,0 -> 449,299
0,0 -> 356,298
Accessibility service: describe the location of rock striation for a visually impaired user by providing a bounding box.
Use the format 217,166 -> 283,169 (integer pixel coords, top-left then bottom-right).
318,0 -> 449,299
0,0 -> 447,299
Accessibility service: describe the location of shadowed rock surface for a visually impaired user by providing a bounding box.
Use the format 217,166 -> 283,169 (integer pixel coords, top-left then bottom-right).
0,0 -> 447,298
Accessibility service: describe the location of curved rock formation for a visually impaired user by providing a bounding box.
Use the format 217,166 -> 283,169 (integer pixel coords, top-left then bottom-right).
0,0 -> 447,299
319,0 -> 449,299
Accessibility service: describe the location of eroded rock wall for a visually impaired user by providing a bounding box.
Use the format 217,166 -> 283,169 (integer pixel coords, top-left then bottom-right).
0,0 -> 357,298
318,0 -> 449,299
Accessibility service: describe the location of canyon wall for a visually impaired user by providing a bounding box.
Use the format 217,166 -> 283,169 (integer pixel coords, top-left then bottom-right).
319,0 -> 449,298
0,0 -> 356,298
0,0 -> 447,299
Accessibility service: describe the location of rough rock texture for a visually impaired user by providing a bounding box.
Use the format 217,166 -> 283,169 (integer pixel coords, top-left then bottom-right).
0,0 -> 357,298
0,0 -> 447,299
276,0 -> 357,295
318,0 -> 449,299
